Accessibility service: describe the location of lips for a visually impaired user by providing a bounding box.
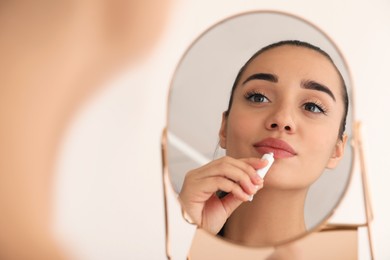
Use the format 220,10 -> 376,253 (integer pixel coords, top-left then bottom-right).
254,137 -> 297,159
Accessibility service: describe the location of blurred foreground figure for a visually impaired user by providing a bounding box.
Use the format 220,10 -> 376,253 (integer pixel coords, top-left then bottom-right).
0,1 -> 170,259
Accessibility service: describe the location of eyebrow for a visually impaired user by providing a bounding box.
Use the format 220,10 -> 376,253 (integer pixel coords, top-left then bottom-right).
242,73 -> 336,102
242,73 -> 278,84
301,80 -> 336,101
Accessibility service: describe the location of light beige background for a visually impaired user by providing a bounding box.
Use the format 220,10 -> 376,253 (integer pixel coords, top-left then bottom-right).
53,1 -> 390,259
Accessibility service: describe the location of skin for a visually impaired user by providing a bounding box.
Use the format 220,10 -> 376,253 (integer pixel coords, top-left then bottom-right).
0,1 -> 170,259
179,45 -> 347,246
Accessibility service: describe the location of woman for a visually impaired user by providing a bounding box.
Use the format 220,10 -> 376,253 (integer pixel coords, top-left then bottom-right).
178,40 -> 348,246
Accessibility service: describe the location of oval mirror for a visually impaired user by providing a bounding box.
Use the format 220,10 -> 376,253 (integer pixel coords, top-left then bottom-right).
165,10 -> 354,247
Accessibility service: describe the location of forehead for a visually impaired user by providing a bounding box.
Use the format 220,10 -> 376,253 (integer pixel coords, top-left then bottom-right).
240,46 -> 343,96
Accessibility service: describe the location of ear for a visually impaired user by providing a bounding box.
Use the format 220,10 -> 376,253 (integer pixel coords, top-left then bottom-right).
219,112 -> 228,149
326,134 -> 348,169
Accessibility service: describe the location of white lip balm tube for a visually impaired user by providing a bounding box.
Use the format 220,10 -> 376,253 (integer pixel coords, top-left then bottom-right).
248,153 -> 275,201
257,152 -> 275,179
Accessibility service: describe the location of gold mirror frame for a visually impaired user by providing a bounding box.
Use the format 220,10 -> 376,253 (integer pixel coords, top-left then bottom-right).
161,10 -> 374,259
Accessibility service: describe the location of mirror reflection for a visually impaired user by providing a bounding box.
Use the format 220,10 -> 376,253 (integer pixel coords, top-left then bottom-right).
167,11 -> 353,247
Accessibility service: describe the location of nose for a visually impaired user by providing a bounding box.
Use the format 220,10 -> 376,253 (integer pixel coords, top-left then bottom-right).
265,106 -> 296,133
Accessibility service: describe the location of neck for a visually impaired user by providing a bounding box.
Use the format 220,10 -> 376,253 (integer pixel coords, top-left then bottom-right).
223,187 -> 308,246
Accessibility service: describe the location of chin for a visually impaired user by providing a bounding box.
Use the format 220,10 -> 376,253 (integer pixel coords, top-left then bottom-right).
263,170 -> 312,191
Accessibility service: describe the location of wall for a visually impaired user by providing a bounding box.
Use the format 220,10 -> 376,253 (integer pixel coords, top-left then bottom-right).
54,1 -> 390,259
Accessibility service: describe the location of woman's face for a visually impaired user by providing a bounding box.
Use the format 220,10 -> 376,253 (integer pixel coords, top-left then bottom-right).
219,46 -> 347,190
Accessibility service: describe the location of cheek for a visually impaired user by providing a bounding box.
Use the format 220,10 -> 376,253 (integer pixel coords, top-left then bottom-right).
300,125 -> 339,177
225,110 -> 260,157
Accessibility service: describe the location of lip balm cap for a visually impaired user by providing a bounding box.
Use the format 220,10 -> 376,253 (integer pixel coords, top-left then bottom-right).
256,152 -> 275,179
263,152 -> 274,161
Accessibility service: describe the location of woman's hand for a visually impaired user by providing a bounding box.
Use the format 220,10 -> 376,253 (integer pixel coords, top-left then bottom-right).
178,156 -> 268,234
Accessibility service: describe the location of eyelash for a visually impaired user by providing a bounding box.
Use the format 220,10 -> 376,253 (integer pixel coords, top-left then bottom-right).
244,90 -> 270,103
302,100 -> 328,115
244,90 -> 328,115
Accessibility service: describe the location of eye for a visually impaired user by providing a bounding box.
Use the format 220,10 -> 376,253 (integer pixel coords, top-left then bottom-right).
244,91 -> 270,103
303,102 -> 327,114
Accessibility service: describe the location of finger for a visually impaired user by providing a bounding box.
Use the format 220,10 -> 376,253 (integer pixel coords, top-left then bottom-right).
241,157 -> 269,169
240,157 -> 269,184
214,157 -> 265,192
214,162 -> 260,195
209,176 -> 252,202
187,157 -> 263,194
182,175 -> 251,203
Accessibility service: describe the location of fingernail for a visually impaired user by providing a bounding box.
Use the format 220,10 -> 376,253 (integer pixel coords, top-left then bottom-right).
248,195 -> 253,201
259,158 -> 266,163
255,175 -> 263,184
254,185 -> 260,191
